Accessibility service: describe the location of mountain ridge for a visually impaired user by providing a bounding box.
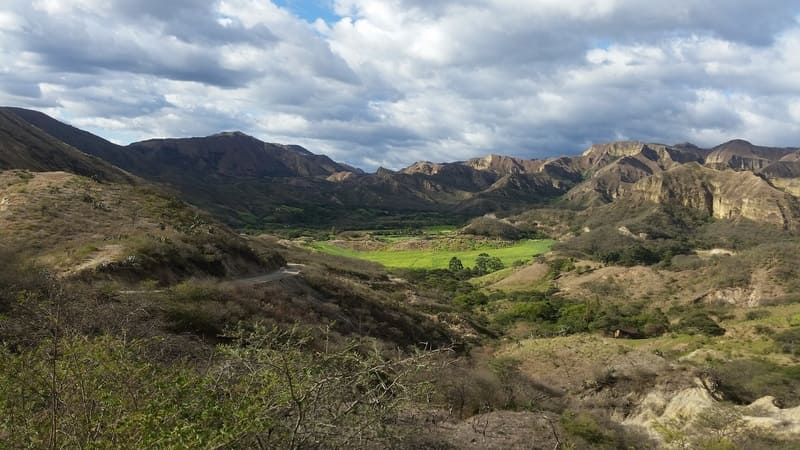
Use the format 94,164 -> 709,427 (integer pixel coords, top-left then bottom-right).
3,106 -> 799,230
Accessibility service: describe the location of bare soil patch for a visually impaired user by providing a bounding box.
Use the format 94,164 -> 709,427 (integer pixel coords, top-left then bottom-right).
487,263 -> 550,291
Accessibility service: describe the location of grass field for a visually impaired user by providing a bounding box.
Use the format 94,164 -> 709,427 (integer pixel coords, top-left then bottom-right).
309,239 -> 554,269
366,225 -> 457,242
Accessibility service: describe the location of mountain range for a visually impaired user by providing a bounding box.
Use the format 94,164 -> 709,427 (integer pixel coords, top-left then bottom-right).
2,106 -> 799,231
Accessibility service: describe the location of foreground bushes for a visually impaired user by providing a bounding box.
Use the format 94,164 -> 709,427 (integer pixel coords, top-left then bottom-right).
0,325 -> 437,449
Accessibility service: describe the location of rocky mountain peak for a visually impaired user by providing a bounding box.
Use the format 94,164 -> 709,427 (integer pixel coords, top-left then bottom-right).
211,131 -> 251,139
706,139 -> 796,171
463,153 -> 544,176
400,161 -> 445,175
581,141 -> 648,158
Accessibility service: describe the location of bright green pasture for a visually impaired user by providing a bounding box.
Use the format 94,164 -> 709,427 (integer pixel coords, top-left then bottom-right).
420,225 -> 458,234
310,239 -> 554,269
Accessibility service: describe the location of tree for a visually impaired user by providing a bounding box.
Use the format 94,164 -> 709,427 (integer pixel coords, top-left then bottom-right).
474,253 -> 504,275
448,256 -> 464,273
474,253 -> 491,275
486,256 -> 505,272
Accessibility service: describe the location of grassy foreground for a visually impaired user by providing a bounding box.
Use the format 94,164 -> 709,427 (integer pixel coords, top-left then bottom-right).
310,239 -> 554,269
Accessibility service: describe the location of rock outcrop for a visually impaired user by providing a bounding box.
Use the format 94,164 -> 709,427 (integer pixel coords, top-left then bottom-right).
631,163 -> 800,229
626,385 -> 800,442
565,142 -> 705,205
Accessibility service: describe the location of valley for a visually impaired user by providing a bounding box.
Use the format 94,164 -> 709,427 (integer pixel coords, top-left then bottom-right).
1,107 -> 800,449
306,230 -> 553,270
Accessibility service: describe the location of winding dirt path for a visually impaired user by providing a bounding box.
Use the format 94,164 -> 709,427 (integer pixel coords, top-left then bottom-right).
226,263 -> 305,286
118,263 -> 305,295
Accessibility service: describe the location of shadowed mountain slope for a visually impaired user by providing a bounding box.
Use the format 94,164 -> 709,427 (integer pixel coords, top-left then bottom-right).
127,132 -> 359,180
0,109 -> 134,184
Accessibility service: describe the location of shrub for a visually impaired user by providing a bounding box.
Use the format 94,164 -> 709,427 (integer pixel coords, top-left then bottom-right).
589,304 -> 669,338
495,301 -> 558,325
712,359 -> 800,407
556,304 -> 590,334
618,244 -> 661,266
773,328 -> 800,356
548,257 -> 575,277
753,325 -> 774,336
560,410 -> 614,446
744,310 -> 770,321
488,357 -> 523,408
678,311 -> 726,336
453,291 -> 489,308
0,325 -> 438,448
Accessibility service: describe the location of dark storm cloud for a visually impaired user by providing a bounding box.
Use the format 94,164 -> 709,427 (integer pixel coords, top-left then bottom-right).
7,1 -> 272,87
23,36 -> 259,88
0,76 -> 42,98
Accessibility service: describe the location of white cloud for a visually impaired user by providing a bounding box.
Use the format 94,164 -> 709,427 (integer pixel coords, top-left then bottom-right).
261,113 -> 311,134
0,0 -> 799,170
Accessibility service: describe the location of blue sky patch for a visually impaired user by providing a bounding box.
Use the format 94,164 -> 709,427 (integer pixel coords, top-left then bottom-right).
274,0 -> 340,24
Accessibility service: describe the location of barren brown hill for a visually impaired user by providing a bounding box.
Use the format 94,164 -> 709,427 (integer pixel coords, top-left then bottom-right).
0,170 -> 281,282
399,160 -> 499,191
127,132 -> 359,180
0,108 -> 285,281
4,108 -> 573,226
705,139 -> 797,171
760,154 -> 800,196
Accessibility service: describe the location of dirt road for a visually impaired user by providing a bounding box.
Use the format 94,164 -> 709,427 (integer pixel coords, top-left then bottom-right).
118,263 -> 305,294
227,263 -> 305,286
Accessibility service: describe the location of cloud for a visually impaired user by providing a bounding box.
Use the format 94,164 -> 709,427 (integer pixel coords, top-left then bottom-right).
0,0 -> 799,170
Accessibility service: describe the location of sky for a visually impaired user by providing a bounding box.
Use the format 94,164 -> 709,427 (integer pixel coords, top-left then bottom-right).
1,1 -> 799,171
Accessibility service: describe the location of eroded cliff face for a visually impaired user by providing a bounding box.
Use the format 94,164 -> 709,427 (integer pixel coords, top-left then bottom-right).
768,178 -> 800,197
632,164 -> 799,229
464,154 -> 544,175
564,143 -> 706,205
626,386 -> 800,443
759,157 -> 800,196
581,141 -> 653,158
